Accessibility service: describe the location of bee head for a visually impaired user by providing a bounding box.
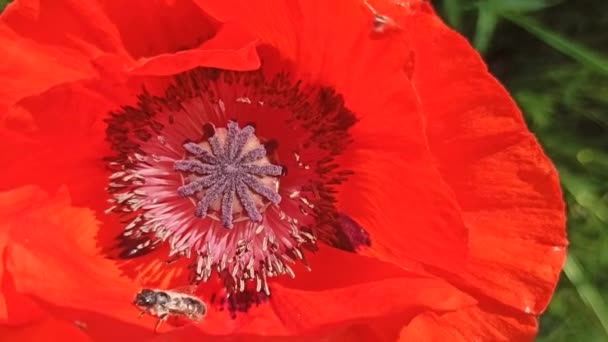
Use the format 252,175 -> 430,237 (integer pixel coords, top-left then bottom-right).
134,289 -> 157,307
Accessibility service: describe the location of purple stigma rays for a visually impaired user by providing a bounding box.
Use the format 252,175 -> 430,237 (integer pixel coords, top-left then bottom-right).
174,121 -> 283,228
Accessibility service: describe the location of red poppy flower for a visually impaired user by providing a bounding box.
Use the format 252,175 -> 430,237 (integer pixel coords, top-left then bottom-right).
0,0 -> 566,341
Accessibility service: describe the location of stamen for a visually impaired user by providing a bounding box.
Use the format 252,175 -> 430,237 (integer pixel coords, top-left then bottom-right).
175,121 -> 283,228
105,68 -> 361,297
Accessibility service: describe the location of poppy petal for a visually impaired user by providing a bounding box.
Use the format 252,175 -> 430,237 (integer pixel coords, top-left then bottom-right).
0,187 -> 46,326
399,305 -> 537,342
0,186 -> 161,340
336,143 -> 469,273
91,0 -> 219,59
149,314 -> 406,342
0,0 -> 124,108
254,277 -> 474,335
0,316 -> 93,341
0,24 -> 96,110
1,0 -> 219,61
0,0 -> 250,109
407,11 -> 567,313
129,22 -> 261,76
193,0 -> 469,273
0,82 -> 112,209
3,187 -> 137,311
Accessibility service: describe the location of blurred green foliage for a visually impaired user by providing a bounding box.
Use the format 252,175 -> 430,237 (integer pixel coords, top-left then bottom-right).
1,0 -> 607,340
437,0 -> 608,341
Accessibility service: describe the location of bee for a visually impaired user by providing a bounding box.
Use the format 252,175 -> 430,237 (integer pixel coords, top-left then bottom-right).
134,287 -> 207,332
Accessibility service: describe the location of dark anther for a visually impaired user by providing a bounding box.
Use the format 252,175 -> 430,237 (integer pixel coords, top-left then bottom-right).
280,165 -> 288,176
202,123 -> 216,137
263,139 -> 279,154
333,214 -> 371,252
135,129 -> 152,142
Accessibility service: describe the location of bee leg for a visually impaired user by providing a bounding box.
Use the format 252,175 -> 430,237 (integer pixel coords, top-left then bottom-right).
138,311 -> 147,319
154,314 -> 168,333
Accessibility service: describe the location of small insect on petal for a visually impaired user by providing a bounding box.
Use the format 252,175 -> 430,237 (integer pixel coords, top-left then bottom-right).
134,288 -> 207,332
362,0 -> 401,33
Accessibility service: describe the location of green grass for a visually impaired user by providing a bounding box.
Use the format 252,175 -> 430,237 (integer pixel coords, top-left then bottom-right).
0,0 -> 9,12
436,0 -> 608,340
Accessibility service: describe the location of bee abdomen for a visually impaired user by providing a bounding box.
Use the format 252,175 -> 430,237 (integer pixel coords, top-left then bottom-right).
183,297 -> 207,318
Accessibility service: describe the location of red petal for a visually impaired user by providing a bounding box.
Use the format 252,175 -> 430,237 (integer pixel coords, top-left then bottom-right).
399,305 -> 538,342
336,142 -> 469,273
0,0 -> 125,108
129,22 -> 261,76
0,82 -> 111,209
93,0 -> 219,59
257,277 -> 474,335
407,11 -> 567,313
0,0 -> 252,109
4,187 -> 135,312
0,187 -> 46,325
149,315 -> 405,341
0,316 -> 93,341
2,0 -> 218,60
0,23 -> 96,109
0,186 -> 160,340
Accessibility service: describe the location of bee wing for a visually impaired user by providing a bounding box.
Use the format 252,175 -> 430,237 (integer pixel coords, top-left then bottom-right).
169,285 -> 199,295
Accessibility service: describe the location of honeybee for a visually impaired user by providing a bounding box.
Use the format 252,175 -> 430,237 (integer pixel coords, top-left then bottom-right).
134,287 -> 207,332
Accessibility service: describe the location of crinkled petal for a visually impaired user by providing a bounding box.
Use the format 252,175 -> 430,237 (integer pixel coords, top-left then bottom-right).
0,81 -> 112,212
0,0 -> 256,109
91,0 -> 219,59
129,21 -> 260,75
0,186 -> 160,340
0,187 -> 46,326
399,305 -> 538,342
149,314 -> 406,342
407,9 -> 567,314
0,0 -> 125,108
0,316 -> 93,341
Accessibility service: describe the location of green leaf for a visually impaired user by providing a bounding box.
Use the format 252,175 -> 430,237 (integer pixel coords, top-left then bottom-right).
488,0 -> 562,13
443,0 -> 464,30
0,0 -> 12,12
563,255 -> 608,340
503,13 -> 608,75
473,2 -> 499,54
